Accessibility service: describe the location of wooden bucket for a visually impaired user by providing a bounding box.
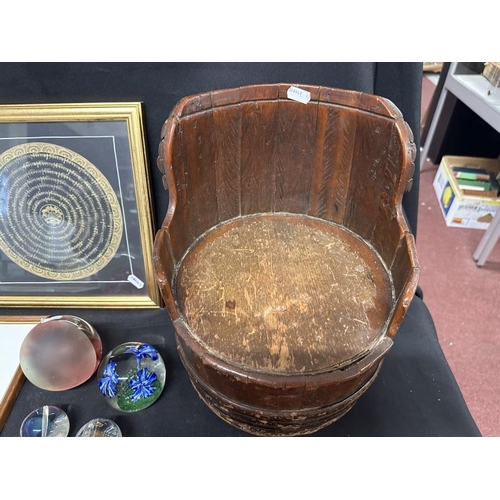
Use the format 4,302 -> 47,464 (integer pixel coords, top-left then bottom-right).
154,84 -> 419,436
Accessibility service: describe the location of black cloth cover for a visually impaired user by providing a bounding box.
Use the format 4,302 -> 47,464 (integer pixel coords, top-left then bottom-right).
0,63 -> 481,437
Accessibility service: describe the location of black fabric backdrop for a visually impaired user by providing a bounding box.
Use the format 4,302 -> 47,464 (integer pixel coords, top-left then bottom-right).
0,63 -> 481,437
0,62 -> 421,235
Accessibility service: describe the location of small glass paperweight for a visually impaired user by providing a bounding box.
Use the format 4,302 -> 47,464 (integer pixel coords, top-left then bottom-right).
76,418 -> 122,437
19,315 -> 102,391
20,405 -> 70,437
97,342 -> 166,412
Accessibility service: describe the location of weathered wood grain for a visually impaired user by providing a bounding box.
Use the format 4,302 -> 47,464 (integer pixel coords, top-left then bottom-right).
176,214 -> 392,373
154,83 -> 419,436
344,112 -> 393,240
179,113 -> 218,239
309,105 -> 357,222
240,101 -> 278,215
212,105 -> 241,222
152,227 -> 177,319
387,233 -> 419,338
369,123 -> 405,267
162,122 -> 195,263
391,231 -> 418,302
273,100 -> 317,214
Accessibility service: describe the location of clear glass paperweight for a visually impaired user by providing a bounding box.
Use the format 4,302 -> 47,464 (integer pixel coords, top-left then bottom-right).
97,342 -> 166,412
76,418 -> 122,437
20,405 -> 70,437
19,315 -> 102,391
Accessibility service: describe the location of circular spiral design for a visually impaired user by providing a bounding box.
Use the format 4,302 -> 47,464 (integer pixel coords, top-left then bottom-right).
0,142 -> 123,280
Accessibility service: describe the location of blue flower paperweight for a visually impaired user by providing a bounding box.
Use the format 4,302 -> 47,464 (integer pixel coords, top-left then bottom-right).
76,418 -> 122,437
20,405 -> 70,437
97,342 -> 166,412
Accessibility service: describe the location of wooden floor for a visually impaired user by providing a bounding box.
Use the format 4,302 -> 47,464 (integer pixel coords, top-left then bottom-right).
419,74 -> 500,436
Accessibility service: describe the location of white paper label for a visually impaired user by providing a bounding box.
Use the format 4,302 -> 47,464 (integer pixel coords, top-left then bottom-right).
128,274 -> 145,289
287,86 -> 311,104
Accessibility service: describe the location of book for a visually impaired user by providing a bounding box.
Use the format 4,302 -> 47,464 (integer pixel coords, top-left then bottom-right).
456,178 -> 491,190
455,171 -> 491,182
451,165 -> 500,195
452,165 -> 491,179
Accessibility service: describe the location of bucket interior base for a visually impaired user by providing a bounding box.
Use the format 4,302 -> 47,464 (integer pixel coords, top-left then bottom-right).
175,214 -> 394,374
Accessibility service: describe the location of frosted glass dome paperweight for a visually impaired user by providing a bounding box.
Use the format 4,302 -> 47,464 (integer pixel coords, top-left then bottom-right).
76,418 -> 122,437
20,405 -> 70,437
97,342 -> 166,412
19,315 -> 102,391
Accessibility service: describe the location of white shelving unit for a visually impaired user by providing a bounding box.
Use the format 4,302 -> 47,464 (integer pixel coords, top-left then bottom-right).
448,74 -> 500,131
420,62 -> 500,266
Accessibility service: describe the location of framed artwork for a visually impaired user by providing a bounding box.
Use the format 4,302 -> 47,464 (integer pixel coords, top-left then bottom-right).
0,103 -> 160,308
0,316 -> 42,432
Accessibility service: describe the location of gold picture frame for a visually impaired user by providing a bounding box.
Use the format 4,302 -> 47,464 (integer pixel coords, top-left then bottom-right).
0,103 -> 160,308
0,315 -> 43,432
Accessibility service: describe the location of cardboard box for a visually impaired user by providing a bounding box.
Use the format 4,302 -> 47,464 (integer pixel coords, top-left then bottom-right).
433,155 -> 500,229
482,62 -> 500,87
